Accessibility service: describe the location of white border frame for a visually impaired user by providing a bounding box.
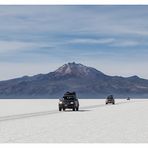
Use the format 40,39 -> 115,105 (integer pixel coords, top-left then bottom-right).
0,1 -> 148,147
0,0 -> 148,5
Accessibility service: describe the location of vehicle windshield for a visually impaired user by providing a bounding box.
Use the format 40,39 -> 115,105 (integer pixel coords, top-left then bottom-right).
63,96 -> 75,101
107,95 -> 113,99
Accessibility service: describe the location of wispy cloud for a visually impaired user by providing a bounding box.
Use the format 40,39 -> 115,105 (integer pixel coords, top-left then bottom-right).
67,38 -> 115,45
110,40 -> 140,47
0,41 -> 37,53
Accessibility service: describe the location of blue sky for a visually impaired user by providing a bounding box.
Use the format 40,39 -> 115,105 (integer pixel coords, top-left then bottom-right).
0,5 -> 148,80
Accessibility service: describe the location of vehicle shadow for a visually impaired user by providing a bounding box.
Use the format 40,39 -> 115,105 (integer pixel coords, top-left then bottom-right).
78,109 -> 91,112
64,109 -> 90,112
82,104 -> 106,110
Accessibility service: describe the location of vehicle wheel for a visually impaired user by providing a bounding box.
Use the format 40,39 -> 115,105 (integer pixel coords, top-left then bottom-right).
59,107 -> 62,111
76,107 -> 79,111
73,107 -> 75,111
63,107 -> 65,111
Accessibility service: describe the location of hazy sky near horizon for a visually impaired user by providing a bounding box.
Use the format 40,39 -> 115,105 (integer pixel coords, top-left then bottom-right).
0,5 -> 148,80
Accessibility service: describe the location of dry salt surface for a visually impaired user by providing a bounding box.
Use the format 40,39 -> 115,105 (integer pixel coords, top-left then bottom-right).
0,99 -> 147,143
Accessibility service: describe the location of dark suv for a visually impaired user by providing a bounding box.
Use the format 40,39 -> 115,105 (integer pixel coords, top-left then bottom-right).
105,95 -> 115,104
58,92 -> 79,111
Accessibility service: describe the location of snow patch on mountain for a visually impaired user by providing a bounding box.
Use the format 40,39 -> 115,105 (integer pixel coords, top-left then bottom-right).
54,62 -> 104,77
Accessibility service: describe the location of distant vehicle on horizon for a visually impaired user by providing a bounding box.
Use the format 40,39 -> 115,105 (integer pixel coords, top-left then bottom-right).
105,95 -> 115,105
127,97 -> 130,100
58,91 -> 79,111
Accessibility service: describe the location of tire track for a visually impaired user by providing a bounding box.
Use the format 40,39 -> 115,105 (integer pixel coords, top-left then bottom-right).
0,100 -> 137,122
0,110 -> 61,122
0,104 -> 101,122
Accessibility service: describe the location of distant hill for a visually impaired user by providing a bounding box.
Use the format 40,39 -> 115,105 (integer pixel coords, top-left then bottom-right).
0,62 -> 148,98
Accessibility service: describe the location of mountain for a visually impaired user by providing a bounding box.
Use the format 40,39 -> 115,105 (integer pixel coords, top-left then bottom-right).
0,62 -> 148,98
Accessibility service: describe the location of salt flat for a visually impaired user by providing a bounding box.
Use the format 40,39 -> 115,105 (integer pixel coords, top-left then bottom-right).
0,99 -> 148,143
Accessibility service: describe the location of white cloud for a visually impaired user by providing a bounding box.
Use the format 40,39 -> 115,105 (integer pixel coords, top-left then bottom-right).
0,41 -> 50,54
111,40 -> 140,47
68,38 -> 115,44
67,37 -> 142,47
0,41 -> 33,53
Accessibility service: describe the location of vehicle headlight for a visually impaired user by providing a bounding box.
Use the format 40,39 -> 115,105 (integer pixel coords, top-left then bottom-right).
59,101 -> 63,104
70,102 -> 74,104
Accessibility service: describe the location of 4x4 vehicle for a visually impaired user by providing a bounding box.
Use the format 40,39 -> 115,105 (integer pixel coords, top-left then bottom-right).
105,95 -> 115,104
127,97 -> 130,100
58,92 -> 79,111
